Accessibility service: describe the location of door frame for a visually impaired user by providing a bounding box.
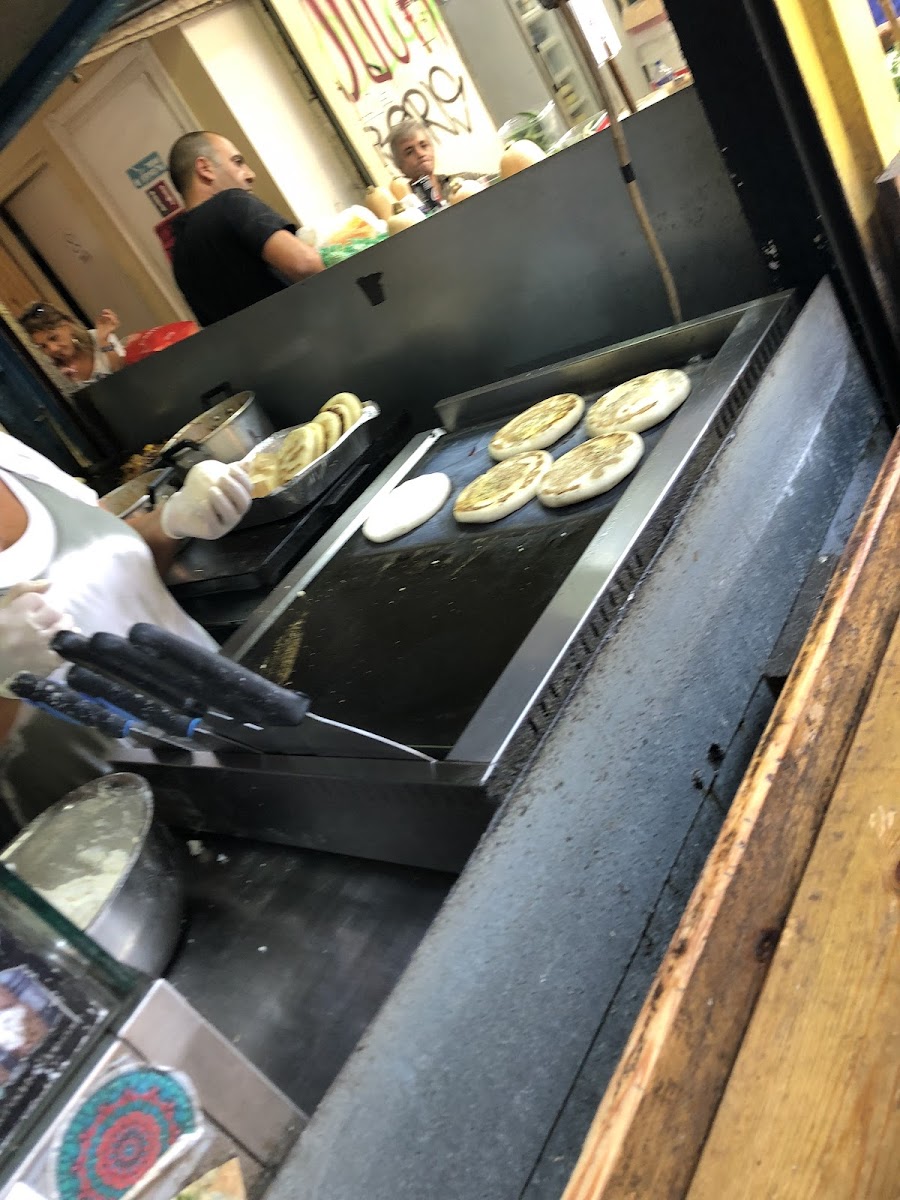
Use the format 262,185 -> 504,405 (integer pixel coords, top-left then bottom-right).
45,42 -> 196,318
0,160 -> 77,321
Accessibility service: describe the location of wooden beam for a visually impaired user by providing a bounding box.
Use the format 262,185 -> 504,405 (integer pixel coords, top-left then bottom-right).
687,613 -> 900,1198
562,431 -> 900,1200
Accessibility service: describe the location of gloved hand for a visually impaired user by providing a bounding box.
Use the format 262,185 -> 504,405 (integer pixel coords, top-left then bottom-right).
0,581 -> 75,695
161,461 -> 252,541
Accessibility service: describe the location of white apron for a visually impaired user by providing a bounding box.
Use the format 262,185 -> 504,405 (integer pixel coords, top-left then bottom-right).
0,434 -> 215,828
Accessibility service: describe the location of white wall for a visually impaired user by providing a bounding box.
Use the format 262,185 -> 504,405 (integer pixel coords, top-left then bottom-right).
604,3 -> 658,100
627,22 -> 687,84
180,1 -> 362,227
441,0 -> 553,127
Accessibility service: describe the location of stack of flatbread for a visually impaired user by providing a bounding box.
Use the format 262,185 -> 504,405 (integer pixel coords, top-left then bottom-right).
245,392 -> 364,498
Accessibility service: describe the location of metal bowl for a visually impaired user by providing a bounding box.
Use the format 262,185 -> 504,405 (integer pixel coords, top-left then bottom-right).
101,469 -> 177,519
0,773 -> 184,977
164,390 -> 274,462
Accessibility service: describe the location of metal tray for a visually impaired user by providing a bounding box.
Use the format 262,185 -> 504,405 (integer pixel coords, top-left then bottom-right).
239,403 -> 380,530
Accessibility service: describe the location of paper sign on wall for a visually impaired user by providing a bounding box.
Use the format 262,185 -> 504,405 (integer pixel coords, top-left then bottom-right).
126,151 -> 167,189
146,179 -> 180,217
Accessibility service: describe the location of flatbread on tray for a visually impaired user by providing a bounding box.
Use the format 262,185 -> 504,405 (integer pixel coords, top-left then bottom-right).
313,409 -> 343,450
489,393 -> 585,462
585,369 -> 691,437
277,424 -> 321,478
454,450 -> 553,524
322,391 -> 363,433
537,431 -> 644,508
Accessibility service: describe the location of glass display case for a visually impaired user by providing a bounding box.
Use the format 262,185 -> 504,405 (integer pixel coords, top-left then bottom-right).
0,867 -> 138,1175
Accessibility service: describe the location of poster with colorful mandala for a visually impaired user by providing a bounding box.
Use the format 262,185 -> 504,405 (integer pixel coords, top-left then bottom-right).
51,1065 -> 202,1200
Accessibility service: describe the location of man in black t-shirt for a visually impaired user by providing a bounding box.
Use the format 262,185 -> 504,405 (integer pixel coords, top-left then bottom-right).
167,131 -> 324,326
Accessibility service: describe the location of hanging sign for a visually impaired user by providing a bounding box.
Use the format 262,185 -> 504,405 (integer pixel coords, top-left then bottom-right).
266,1 -> 503,184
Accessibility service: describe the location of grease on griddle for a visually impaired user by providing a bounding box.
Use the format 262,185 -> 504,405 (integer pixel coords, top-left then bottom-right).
260,607 -> 307,687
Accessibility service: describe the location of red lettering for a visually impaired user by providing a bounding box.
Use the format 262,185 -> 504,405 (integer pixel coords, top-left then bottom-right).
304,0 -> 361,101
346,1 -> 393,85
361,0 -> 410,65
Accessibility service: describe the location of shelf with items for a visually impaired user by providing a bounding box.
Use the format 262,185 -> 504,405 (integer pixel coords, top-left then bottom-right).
504,0 -> 600,126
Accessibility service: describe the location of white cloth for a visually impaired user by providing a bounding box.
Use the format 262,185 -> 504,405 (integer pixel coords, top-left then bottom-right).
0,432 -> 97,506
0,471 -> 56,588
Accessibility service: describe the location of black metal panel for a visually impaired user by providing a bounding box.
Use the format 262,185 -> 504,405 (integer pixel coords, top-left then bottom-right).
108,749 -> 493,874
85,88 -> 771,455
166,836 -> 453,1114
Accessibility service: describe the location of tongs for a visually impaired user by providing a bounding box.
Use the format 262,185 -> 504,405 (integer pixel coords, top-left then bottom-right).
9,623 -> 432,764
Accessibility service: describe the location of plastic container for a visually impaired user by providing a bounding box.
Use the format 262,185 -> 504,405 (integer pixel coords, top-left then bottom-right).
498,101 -> 566,153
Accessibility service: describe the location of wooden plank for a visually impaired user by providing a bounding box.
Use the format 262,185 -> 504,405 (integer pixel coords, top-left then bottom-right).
687,615 -> 900,1198
562,431 -> 900,1200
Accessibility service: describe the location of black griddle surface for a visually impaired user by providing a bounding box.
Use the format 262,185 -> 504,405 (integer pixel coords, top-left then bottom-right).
242,373 -> 707,756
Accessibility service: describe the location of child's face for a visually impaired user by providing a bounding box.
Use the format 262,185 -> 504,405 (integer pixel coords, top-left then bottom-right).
31,322 -> 77,365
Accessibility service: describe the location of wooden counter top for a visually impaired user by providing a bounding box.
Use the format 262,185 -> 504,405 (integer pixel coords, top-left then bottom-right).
563,430 -> 900,1199
689,614 -> 899,1196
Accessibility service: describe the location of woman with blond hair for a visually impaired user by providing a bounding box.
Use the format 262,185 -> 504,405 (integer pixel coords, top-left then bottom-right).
18,302 -> 126,386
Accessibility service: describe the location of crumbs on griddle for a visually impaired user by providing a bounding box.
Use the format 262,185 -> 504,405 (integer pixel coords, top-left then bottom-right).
268,617 -> 306,686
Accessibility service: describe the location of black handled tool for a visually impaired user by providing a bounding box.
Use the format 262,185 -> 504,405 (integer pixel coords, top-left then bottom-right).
53,631 -> 207,716
67,667 -> 201,739
53,623 -> 432,762
125,625 -> 433,762
10,674 -> 135,739
129,623 -> 311,726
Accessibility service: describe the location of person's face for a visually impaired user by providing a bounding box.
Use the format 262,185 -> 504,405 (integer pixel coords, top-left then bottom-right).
201,136 -> 256,193
31,323 -> 77,365
396,132 -> 435,180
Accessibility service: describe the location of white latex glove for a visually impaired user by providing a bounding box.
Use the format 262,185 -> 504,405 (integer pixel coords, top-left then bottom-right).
161,461 -> 252,541
0,581 -> 76,695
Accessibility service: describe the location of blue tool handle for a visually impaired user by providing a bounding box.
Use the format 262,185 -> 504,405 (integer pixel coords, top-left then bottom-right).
129,623 -> 310,726
67,666 -> 200,738
9,674 -> 133,738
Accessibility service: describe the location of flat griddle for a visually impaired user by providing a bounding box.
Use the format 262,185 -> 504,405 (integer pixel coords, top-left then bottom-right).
116,293 -> 798,871
240,369 -> 705,756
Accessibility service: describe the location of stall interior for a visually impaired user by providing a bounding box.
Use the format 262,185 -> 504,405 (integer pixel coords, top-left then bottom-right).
5,3 -> 879,1198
